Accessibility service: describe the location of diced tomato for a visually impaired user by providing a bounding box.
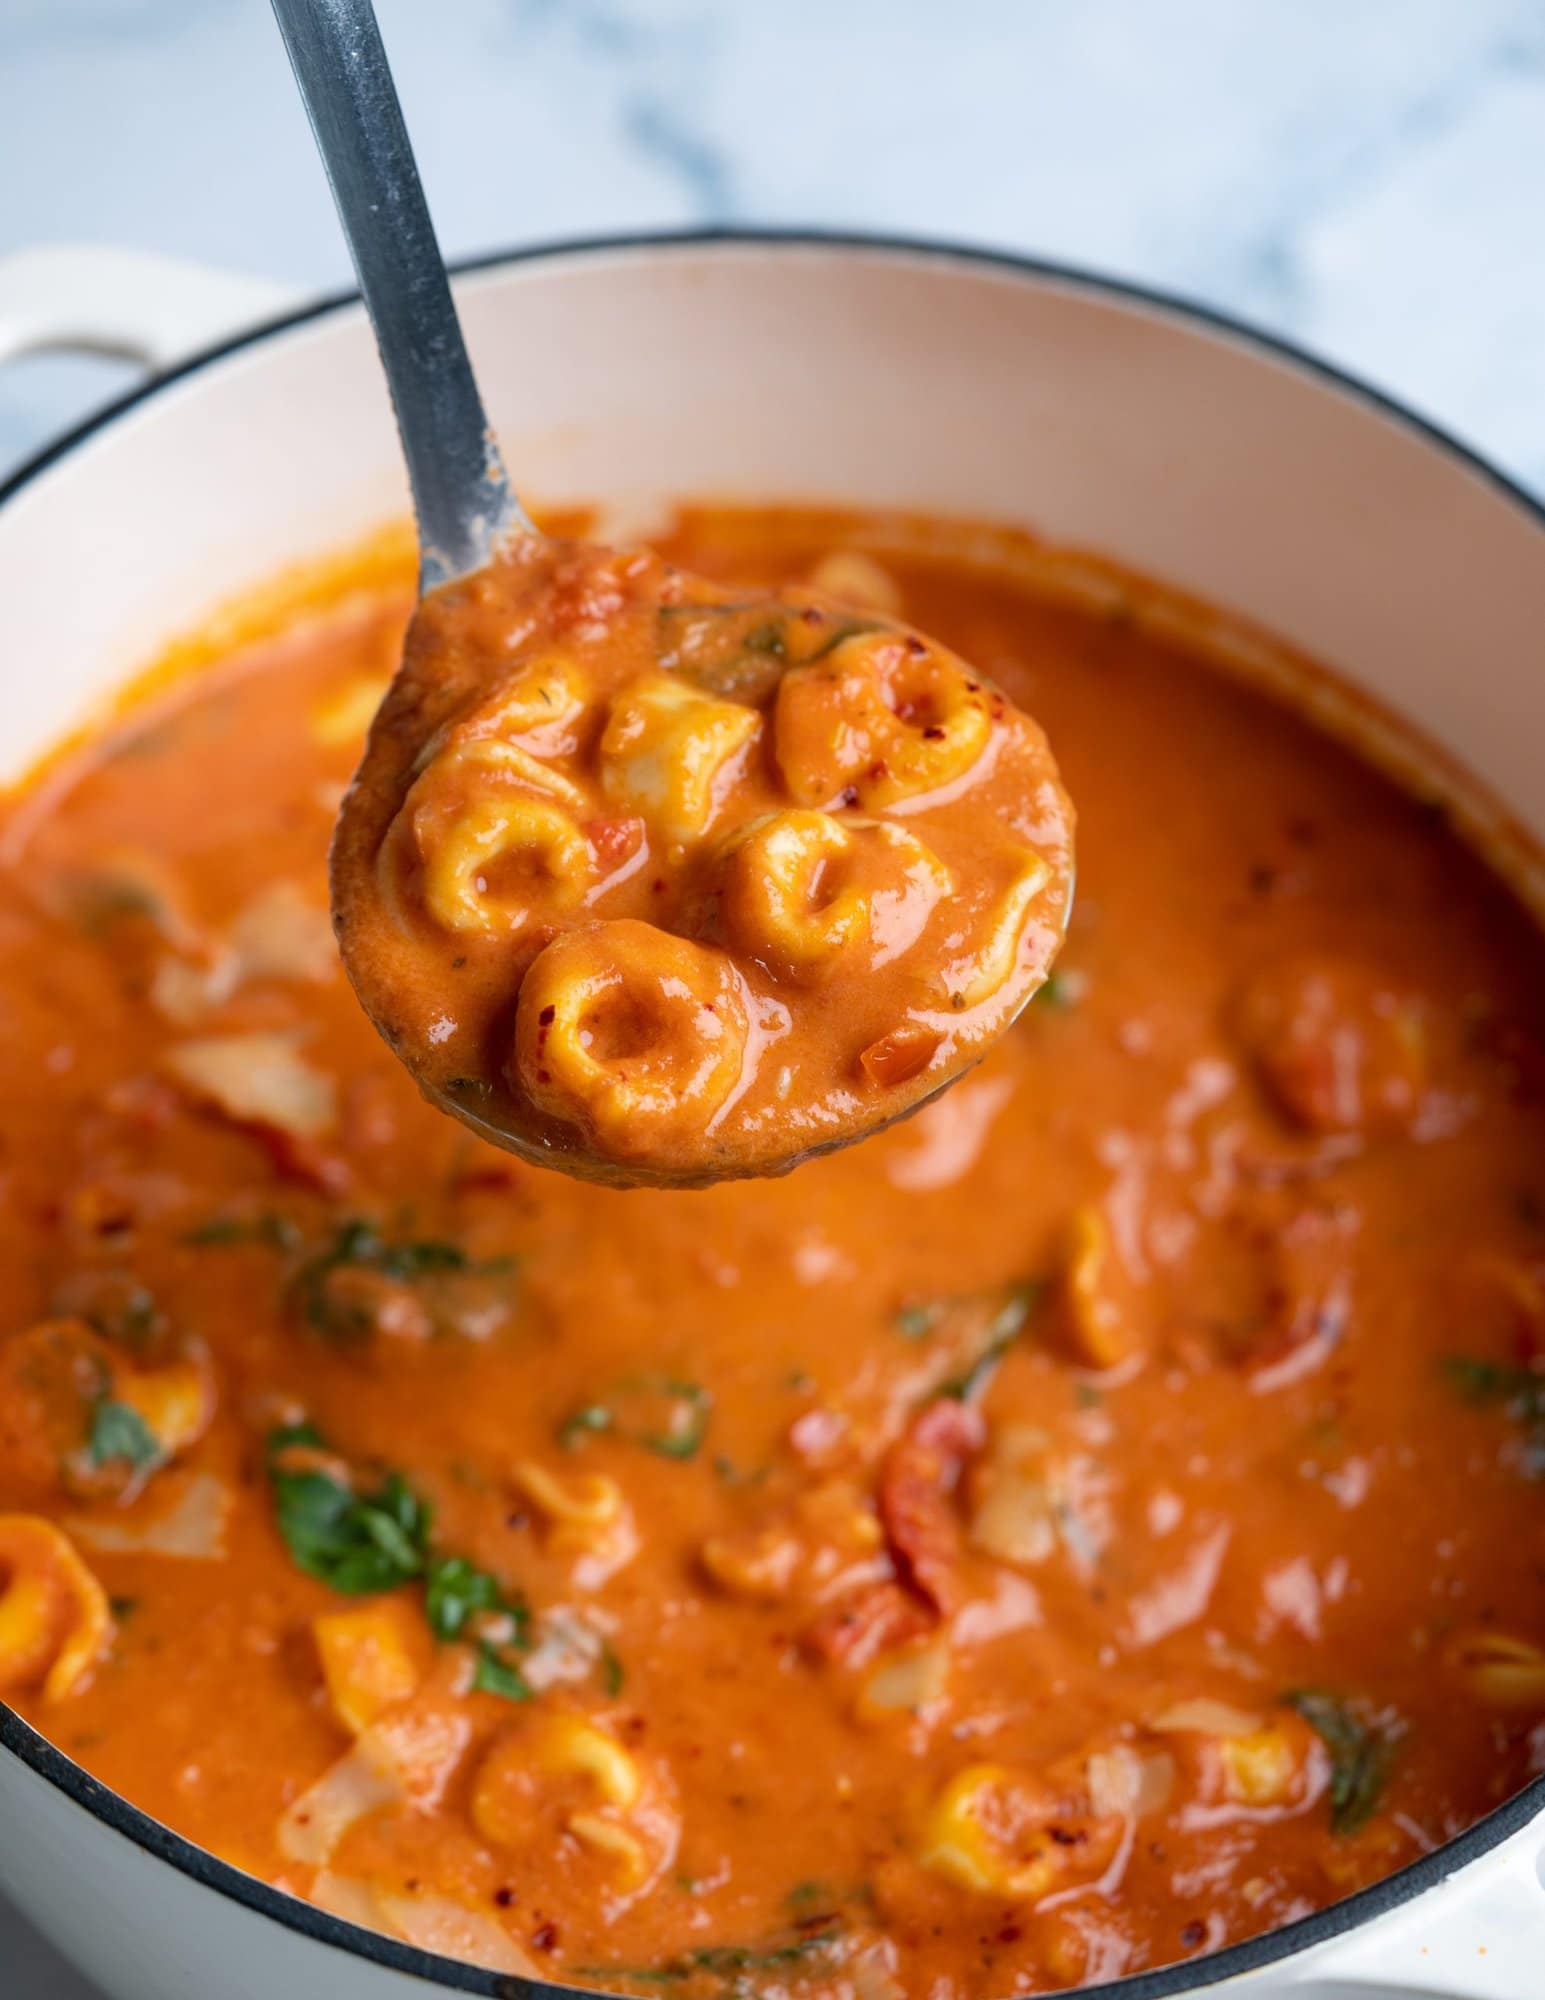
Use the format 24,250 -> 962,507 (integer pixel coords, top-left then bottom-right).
583,816 -> 646,872
804,1580 -> 931,1668
877,1399 -> 985,1615
860,1026 -> 943,1089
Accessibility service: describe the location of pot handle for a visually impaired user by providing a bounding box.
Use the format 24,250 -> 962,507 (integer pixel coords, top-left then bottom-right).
1279,1833 -> 1544,1999
0,245 -> 299,372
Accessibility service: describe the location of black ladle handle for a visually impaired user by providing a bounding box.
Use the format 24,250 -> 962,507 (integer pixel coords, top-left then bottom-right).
270,0 -> 531,591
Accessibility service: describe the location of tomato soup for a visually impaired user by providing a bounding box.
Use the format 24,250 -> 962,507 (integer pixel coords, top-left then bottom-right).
1,506 -> 1542,1998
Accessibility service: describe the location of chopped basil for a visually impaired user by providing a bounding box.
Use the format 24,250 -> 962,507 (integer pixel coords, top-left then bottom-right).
66,870 -> 164,937
938,1279 -> 1044,1402
583,1928 -> 843,1987
739,618 -> 788,659
560,1374 -> 712,1460
599,1642 -> 626,1697
686,1935 -> 842,1976
289,1217 -> 516,1337
471,1646 -> 533,1702
894,1299 -> 945,1341
424,1553 -> 529,1648
1035,969 -> 1074,1008
186,1210 -> 302,1251
1442,1354 -> 1544,1407
88,1399 -> 162,1472
266,1424 -> 431,1594
804,618 -> 879,662
1441,1355 -> 1545,1479
266,1425 -> 540,1699
559,1403 -> 614,1449
1284,1689 -> 1394,1834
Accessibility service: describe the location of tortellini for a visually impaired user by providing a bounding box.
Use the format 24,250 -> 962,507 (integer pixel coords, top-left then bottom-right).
511,1460 -> 638,1587
349,539 -> 1074,1181
721,810 -> 952,981
774,631 -> 993,809
599,670 -> 760,846
0,1515 -> 113,1702
917,1760 -> 1122,1901
471,1710 -> 677,1908
416,788 -> 592,938
513,921 -> 751,1158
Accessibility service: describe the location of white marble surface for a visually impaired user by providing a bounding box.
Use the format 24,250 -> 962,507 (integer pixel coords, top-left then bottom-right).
4,0 -> 1545,1992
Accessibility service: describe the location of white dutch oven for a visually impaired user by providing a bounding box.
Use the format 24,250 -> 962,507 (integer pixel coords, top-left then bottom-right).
0,234 -> 1541,2000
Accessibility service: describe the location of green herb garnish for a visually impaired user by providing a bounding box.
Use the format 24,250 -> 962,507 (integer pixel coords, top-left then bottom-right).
471,1647 -> 533,1702
88,1399 -> 162,1472
560,1374 -> 713,1460
290,1218 -> 514,1336
1284,1689 -> 1395,1834
938,1279 -> 1044,1402
894,1300 -> 945,1341
186,1210 -> 302,1251
266,1426 -> 543,1699
66,870 -> 163,937
266,1423 -> 431,1593
1441,1355 -> 1545,1479
424,1553 -> 529,1646
581,1928 -> 844,1989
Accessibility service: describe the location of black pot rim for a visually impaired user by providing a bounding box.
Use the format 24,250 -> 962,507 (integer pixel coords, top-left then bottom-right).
2,225 -> 1542,2000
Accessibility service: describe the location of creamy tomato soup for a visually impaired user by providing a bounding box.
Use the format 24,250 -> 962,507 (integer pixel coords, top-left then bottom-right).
0,505 -> 1542,1998
335,534 -> 1074,1186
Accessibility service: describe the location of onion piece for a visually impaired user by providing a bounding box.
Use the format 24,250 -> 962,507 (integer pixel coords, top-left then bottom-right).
1148,1696 -> 1263,1738
967,1424 -> 1056,1568
522,1606 -> 606,1692
1087,1743 -> 1174,1817
280,1751 -> 397,1866
164,1031 -> 336,1138
68,1472 -> 231,1560
279,1706 -> 471,1865
229,882 -> 337,985
149,952 -> 238,1027
311,1873 -> 535,1975
859,1638 -> 950,1717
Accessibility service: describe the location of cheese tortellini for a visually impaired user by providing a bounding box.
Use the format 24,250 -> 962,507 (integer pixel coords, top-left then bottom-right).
348,537 -> 1074,1181
774,630 -> 994,809
417,787 -> 592,938
917,1759 -> 1123,1901
472,1709 -> 678,1908
600,670 -> 760,846
721,809 -> 952,981
514,920 -> 751,1159
0,1514 -> 113,1702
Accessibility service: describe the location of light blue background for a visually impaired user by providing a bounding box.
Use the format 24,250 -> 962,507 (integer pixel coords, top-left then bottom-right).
4,1 -> 1544,1991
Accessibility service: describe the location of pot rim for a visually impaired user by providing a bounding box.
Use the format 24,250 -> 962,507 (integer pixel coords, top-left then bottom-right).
1,225 -> 1542,2000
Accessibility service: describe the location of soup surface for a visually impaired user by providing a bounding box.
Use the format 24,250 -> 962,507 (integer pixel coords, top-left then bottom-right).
336,534 -> 1074,1184
1,506 -> 1543,1998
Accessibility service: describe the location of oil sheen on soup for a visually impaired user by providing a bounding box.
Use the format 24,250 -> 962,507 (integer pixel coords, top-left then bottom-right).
0,507 -> 1542,2000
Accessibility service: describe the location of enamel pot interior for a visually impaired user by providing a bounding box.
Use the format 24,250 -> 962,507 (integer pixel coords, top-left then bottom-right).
1,233 -> 1542,2000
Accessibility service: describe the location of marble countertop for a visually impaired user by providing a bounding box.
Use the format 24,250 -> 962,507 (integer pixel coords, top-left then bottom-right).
4,1 -> 1544,1992
6,0 -> 1545,492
